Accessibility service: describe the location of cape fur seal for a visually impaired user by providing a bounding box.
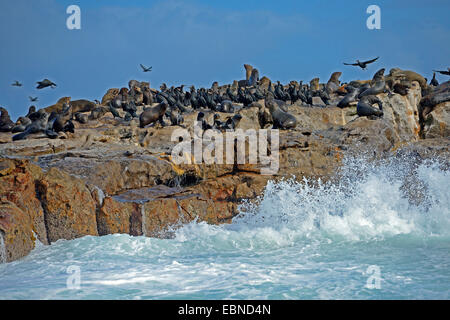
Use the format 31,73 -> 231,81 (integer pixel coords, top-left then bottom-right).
265,92 -> 297,129
357,95 -> 383,117
139,101 -> 168,128
12,109 -> 50,141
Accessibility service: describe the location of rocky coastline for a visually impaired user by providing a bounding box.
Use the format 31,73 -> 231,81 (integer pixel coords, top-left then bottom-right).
0,67 -> 449,263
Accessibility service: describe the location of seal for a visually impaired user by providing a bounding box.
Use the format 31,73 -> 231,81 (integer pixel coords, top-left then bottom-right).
12,109 -> 50,141
358,79 -> 387,99
139,101 -> 168,128
337,86 -> 360,108
89,106 -> 108,120
0,107 -> 15,132
74,112 -> 88,124
70,99 -> 96,114
12,117 -> 32,133
248,68 -> 260,86
310,78 -> 320,91
244,64 -> 254,82
265,92 -> 297,129
326,72 -> 342,94
357,95 -> 383,118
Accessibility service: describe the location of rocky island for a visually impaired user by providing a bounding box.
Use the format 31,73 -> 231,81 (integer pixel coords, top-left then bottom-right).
0,64 -> 449,264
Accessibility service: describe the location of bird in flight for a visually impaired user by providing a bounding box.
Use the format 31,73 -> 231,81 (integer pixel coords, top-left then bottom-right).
140,64 -> 152,72
12,80 -> 23,87
29,96 -> 38,102
36,79 -> 57,89
433,68 -> 450,76
343,57 -> 379,70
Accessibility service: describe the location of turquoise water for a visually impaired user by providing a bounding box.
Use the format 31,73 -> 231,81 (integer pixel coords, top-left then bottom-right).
1,157 -> 449,299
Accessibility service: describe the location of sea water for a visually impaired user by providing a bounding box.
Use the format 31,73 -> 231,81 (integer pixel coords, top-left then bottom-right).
0,156 -> 449,299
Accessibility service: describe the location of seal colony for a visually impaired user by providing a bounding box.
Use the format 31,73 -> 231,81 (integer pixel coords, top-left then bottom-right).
1,61 -> 449,141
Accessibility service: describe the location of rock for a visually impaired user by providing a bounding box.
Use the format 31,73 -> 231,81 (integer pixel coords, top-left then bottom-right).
97,196 -> 140,235
422,101 -> 450,138
0,159 -> 48,245
0,200 -> 35,262
36,167 -> 98,243
311,96 -> 326,107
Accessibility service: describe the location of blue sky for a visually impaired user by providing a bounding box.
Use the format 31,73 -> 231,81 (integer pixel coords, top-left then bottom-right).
1,0 -> 449,120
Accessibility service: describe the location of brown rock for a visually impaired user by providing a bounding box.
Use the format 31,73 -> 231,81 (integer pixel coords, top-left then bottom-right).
0,159 -> 48,244
36,167 -> 98,243
0,200 -> 35,262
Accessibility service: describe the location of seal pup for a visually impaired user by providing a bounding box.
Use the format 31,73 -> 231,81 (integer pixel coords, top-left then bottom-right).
357,95 -> 383,118
265,93 -> 297,129
0,107 -> 15,132
343,57 -> 379,70
139,101 -> 168,128
36,79 -> 57,89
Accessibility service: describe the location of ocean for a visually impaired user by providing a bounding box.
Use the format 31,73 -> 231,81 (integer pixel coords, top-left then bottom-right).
1,156 -> 449,299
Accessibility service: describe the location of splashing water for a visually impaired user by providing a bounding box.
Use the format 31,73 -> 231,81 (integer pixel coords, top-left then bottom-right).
0,156 -> 449,299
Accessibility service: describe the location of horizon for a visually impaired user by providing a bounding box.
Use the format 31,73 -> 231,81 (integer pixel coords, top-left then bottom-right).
1,0 -> 449,121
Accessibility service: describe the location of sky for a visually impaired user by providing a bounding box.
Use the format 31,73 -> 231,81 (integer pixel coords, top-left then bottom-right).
0,0 -> 449,120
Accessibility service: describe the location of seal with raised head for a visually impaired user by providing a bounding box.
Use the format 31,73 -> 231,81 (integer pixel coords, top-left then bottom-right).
265,92 -> 297,129
244,64 -> 254,82
326,72 -> 342,94
139,101 -> 168,128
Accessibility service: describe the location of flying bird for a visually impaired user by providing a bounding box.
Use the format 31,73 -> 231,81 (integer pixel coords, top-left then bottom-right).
36,79 -> 57,89
343,57 -> 379,70
140,64 -> 152,72
433,68 -> 450,76
12,81 -> 23,87
29,96 -> 38,102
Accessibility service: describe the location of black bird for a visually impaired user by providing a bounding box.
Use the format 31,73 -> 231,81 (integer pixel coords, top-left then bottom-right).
430,73 -> 439,86
12,81 -> 23,87
29,96 -> 38,102
343,57 -> 379,70
36,79 -> 57,89
140,64 -> 152,72
433,68 -> 450,76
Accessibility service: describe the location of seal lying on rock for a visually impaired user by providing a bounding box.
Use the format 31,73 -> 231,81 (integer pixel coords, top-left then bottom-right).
139,101 -> 168,128
265,92 -> 297,129
337,86 -> 359,108
357,95 -> 383,118
12,109 -> 50,141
